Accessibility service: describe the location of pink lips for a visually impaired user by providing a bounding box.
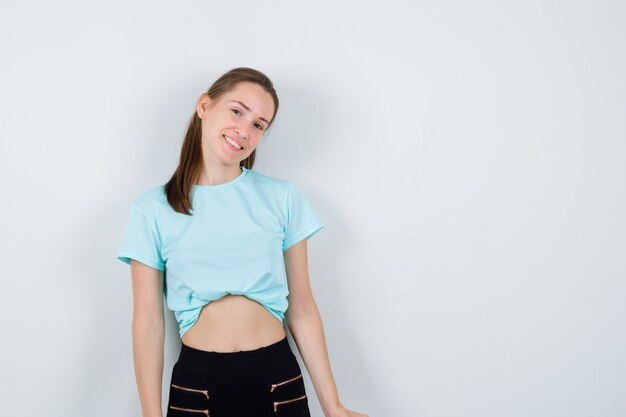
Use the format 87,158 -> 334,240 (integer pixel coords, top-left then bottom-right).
223,134 -> 243,151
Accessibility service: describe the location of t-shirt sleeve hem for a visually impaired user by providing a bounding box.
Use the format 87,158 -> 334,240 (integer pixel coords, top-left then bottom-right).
117,252 -> 165,271
282,222 -> 324,252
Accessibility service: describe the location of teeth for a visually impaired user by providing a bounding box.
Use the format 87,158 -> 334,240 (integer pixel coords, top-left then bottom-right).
223,135 -> 242,150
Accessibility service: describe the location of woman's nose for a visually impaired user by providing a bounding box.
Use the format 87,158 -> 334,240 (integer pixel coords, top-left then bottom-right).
233,126 -> 247,140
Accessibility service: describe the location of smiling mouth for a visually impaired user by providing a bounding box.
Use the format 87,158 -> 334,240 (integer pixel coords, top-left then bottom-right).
223,134 -> 243,151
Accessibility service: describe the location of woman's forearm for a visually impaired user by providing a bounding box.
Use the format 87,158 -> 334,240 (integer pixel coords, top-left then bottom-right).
287,301 -> 342,417
132,320 -> 165,417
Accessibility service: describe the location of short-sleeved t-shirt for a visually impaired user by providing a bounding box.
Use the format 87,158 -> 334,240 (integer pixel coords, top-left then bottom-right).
116,166 -> 324,338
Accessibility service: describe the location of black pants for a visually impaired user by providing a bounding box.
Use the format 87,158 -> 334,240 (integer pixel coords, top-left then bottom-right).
166,336 -> 312,417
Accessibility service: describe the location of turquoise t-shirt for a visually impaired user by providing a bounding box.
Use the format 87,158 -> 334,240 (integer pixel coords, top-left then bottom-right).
116,166 -> 324,338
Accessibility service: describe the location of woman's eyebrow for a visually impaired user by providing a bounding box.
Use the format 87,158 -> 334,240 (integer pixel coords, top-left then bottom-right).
231,100 -> 270,125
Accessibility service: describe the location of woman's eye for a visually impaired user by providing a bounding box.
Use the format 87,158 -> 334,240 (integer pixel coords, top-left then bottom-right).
231,108 -> 263,130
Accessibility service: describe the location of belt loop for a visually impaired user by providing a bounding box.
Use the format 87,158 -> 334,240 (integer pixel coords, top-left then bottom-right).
262,342 -> 270,373
206,353 -> 214,383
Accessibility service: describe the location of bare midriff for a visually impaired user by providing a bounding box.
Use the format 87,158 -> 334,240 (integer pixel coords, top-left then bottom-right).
181,294 -> 287,353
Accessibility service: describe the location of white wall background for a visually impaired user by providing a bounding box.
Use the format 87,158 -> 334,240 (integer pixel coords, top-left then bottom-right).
1,1 -> 624,416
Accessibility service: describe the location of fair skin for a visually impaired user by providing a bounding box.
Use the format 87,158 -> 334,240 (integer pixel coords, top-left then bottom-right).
130,81 -> 367,417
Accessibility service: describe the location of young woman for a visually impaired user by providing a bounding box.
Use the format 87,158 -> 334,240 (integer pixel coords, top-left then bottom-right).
117,67 -> 367,417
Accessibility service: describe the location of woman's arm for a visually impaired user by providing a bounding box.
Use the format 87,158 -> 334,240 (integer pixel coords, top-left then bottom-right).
130,260 -> 166,417
284,240 -> 368,417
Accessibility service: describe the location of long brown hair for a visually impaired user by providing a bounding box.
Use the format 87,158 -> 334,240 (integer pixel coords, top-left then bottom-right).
164,67 -> 279,215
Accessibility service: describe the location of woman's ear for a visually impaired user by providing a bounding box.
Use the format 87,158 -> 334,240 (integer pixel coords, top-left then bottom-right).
196,93 -> 213,118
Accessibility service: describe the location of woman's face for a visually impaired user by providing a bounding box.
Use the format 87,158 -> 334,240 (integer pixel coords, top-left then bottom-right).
197,81 -> 275,167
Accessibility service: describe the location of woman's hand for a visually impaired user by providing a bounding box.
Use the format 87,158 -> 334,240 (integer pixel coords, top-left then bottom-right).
327,402 -> 369,417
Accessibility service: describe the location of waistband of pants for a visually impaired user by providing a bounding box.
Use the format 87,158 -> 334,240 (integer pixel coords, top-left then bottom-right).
176,336 -> 296,377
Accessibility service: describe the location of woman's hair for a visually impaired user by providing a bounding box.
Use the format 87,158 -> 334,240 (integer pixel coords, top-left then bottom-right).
164,67 -> 279,215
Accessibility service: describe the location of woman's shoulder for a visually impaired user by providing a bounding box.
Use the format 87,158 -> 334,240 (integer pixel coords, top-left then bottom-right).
129,183 -> 167,212
246,168 -> 292,191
